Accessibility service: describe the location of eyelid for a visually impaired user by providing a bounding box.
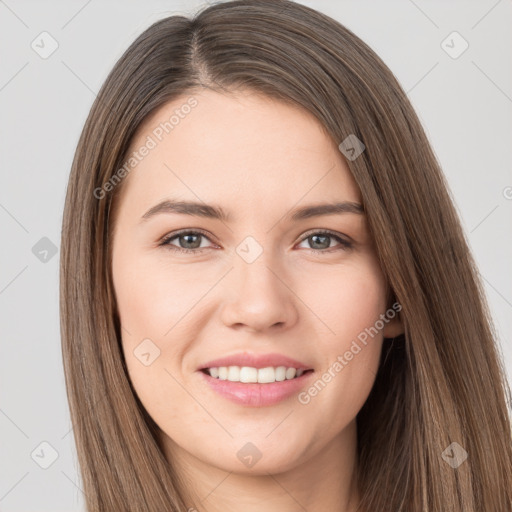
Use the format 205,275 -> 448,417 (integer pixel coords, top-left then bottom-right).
158,227 -> 214,242
158,228 -> 353,253
299,228 -> 353,244
296,229 -> 354,253
158,228 -> 219,249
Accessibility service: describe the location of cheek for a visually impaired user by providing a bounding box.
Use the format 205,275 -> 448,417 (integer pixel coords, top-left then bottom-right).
304,260 -> 388,343
112,248 -> 210,340
111,250 -> 198,426
296,262 -> 387,426
111,248 -> 218,403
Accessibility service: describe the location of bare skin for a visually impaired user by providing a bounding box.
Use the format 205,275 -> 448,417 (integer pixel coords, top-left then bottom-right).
111,89 -> 403,512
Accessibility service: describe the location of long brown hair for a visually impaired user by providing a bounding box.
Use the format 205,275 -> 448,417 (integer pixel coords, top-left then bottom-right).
60,1 -> 512,510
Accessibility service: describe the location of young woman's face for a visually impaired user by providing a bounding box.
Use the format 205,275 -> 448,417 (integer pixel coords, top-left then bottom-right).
111,89 -> 402,477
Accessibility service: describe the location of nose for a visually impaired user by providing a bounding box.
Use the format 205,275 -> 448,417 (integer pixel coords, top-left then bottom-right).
220,252 -> 299,333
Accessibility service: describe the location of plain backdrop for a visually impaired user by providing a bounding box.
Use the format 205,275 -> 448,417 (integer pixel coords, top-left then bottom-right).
1,1 -> 511,510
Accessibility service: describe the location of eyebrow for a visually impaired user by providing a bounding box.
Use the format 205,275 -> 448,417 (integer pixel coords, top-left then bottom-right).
140,199 -> 364,223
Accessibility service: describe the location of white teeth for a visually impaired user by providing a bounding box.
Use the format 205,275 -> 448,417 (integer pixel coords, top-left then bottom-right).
227,366 -> 239,381
240,366 -> 258,383
206,365 -> 306,383
285,367 -> 296,380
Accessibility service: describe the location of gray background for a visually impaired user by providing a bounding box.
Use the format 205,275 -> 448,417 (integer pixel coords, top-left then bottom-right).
1,0 -> 511,510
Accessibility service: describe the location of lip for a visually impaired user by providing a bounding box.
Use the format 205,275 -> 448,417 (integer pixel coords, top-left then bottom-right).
198,352 -> 312,371
198,369 -> 315,407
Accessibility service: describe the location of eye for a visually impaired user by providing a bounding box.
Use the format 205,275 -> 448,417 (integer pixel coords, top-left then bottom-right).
158,229 -> 353,255
296,229 -> 353,254
159,229 -> 216,254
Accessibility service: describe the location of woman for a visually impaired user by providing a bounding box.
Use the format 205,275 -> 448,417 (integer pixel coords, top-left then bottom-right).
60,1 -> 512,510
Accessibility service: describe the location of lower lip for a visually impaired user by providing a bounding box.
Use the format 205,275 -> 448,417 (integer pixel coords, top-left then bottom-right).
198,370 -> 314,407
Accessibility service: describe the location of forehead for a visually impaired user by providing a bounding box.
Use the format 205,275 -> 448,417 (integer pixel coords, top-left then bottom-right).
117,89 -> 362,217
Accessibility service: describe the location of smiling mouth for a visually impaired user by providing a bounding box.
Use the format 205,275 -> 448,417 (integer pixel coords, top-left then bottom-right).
200,366 -> 314,384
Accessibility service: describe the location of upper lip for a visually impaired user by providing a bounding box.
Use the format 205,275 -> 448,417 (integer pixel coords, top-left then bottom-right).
198,352 -> 313,371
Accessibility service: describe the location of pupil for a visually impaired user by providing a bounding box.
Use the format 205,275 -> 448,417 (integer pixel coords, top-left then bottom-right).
311,234 -> 329,249
179,234 -> 331,250
182,234 -> 200,249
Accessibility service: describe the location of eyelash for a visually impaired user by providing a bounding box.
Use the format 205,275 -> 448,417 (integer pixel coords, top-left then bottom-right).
158,229 -> 353,255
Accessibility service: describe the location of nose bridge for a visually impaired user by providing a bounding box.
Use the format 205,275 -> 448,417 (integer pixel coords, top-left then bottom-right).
233,234 -> 284,298
220,234 -> 298,331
